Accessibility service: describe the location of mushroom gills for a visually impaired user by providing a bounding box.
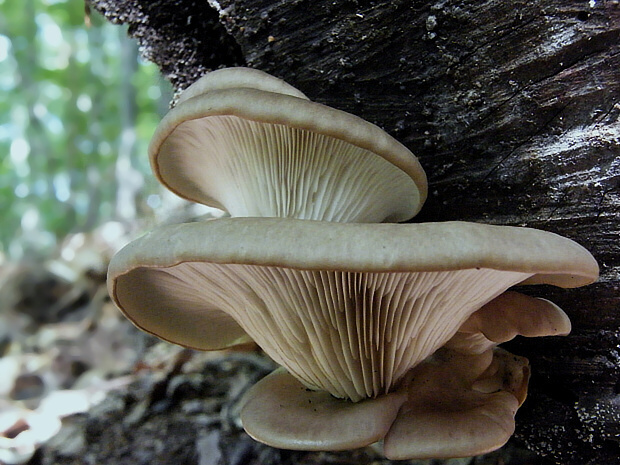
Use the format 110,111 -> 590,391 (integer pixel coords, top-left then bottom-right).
157,116 -> 419,222
119,263 -> 530,401
149,88 -> 428,222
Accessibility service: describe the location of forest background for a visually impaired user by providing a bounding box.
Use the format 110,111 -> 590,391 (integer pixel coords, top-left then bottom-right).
1,0 -> 169,262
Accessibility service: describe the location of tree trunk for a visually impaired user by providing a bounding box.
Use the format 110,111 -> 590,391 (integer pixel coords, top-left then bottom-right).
92,1 -> 620,463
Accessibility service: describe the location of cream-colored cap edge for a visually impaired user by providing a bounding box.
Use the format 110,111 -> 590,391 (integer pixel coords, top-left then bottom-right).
176,67 -> 309,104
108,218 -> 599,289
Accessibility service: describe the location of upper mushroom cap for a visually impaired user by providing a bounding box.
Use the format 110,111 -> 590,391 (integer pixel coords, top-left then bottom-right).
107,217 -> 598,401
176,67 -> 309,104
149,80 -> 428,222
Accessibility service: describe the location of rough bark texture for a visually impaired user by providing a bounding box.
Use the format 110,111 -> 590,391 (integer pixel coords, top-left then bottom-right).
91,1 -> 620,464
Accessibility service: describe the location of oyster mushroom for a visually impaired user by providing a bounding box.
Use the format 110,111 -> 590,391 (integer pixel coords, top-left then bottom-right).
108,218 -> 596,391
149,70 -> 427,222
383,347 -> 531,459
444,291 -> 572,355
239,366 -> 409,451
241,347 -> 529,458
107,217 -> 597,457
176,67 -> 309,104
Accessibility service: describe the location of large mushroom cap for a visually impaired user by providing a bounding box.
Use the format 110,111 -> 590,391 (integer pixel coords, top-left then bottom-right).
108,218 -> 598,401
176,67 -> 309,104
149,81 -> 427,222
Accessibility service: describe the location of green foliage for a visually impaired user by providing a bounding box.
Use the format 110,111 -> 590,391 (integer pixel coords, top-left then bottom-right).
0,0 -> 168,259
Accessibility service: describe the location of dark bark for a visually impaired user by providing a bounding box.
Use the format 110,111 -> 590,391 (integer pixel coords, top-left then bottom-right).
91,1 -> 620,463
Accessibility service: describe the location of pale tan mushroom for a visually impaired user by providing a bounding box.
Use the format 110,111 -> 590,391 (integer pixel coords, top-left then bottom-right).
107,217 -> 598,457
108,218 -> 598,402
382,347 -> 530,459
240,347 -> 529,456
444,291 -> 572,355
240,367 -> 408,451
176,67 -> 309,104
149,70 -> 427,222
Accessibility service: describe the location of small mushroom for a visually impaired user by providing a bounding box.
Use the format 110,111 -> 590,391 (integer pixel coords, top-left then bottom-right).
382,347 -> 530,459
108,218 -> 598,403
149,69 -> 427,222
240,367 -> 408,451
176,67 -> 309,104
444,291 -> 572,355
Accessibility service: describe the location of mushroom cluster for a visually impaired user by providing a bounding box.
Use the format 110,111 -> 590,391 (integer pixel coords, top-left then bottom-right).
107,68 -> 599,459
